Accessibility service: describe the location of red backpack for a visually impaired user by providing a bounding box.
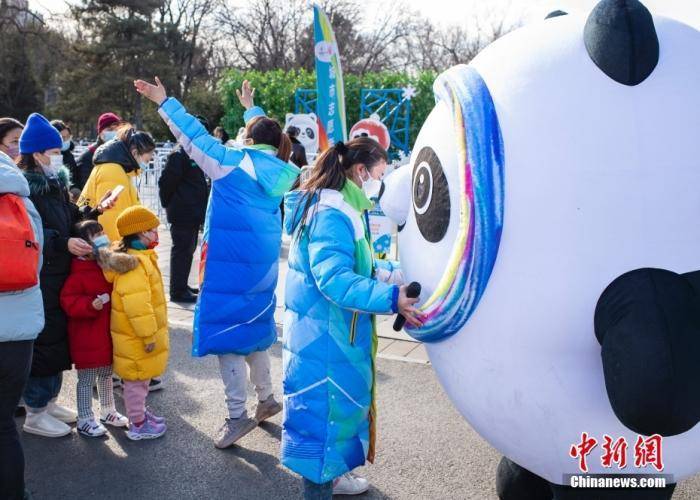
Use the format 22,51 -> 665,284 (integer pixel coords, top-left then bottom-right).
0,194 -> 40,292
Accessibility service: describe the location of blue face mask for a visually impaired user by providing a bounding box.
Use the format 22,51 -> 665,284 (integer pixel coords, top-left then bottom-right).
92,235 -> 110,254
102,130 -> 117,142
61,140 -> 71,152
139,161 -> 149,170
130,239 -> 148,250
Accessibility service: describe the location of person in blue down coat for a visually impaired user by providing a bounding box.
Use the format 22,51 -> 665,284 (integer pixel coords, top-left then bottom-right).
135,77 -> 300,448
0,151 -> 44,500
282,138 -> 423,499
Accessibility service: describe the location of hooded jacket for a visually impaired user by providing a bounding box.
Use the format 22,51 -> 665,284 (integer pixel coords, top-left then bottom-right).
281,182 -> 399,484
158,98 -> 300,357
109,248 -> 169,380
0,154 -> 45,342
78,139 -> 141,241
60,250 -> 137,369
158,146 -> 209,226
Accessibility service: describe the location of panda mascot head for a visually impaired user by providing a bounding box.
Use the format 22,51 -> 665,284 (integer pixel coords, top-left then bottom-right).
381,0 -> 700,496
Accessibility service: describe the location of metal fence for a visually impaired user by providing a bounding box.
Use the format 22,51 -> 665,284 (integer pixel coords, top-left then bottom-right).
136,146 -> 173,223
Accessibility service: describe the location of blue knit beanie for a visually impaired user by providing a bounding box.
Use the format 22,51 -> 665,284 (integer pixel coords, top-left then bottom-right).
19,113 -> 63,154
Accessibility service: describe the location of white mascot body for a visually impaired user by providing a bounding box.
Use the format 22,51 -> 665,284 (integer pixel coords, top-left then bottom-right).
285,113 -> 319,156
381,0 -> 700,494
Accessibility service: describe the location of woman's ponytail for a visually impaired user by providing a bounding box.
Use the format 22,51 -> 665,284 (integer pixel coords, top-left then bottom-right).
291,138 -> 386,238
116,124 -> 156,155
277,132 -> 292,162
246,116 -> 292,162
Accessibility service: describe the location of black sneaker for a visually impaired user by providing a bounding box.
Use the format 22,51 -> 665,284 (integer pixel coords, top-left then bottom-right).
170,290 -> 197,303
149,378 -> 164,392
187,286 -> 199,294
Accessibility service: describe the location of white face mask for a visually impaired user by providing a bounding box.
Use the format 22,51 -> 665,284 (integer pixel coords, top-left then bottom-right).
41,154 -> 63,177
361,169 -> 383,199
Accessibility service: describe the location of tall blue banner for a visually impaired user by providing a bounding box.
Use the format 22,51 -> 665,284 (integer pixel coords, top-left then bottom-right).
313,4 -> 347,151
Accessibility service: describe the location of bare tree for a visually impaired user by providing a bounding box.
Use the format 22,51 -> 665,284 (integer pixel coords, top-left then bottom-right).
156,0 -> 224,99
215,0 -> 418,73
398,3 -> 521,71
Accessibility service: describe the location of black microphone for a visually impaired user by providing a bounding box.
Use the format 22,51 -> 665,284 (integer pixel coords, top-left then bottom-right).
393,281 -> 421,331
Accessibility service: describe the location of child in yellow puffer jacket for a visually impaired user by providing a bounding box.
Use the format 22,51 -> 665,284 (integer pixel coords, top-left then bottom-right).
111,206 -> 169,441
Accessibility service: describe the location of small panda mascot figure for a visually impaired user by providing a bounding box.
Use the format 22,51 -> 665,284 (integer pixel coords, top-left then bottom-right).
284,112 -> 319,156
380,1 -> 700,499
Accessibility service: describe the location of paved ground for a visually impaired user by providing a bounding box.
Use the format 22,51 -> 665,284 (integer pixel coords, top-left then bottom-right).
19,328 -> 700,499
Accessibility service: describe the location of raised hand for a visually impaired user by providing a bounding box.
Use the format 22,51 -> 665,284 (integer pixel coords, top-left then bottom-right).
134,76 -> 168,105
236,80 -> 256,110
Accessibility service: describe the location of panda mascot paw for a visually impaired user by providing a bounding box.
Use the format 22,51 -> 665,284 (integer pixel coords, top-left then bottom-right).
595,268 -> 700,438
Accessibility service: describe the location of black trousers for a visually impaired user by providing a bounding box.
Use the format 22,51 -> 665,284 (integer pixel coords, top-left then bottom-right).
169,224 -> 200,295
0,340 -> 33,500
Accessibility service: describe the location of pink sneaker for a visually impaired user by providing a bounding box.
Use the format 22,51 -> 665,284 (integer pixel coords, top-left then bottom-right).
145,408 -> 165,424
126,418 -> 166,441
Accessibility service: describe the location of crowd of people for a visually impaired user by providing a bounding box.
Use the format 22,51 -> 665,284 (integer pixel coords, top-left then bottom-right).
0,78 -> 422,500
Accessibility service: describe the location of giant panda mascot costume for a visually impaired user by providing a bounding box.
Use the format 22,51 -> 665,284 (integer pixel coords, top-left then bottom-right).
379,1 -> 700,498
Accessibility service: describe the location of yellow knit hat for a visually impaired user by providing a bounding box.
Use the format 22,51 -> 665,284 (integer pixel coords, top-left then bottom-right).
116,206 -> 160,237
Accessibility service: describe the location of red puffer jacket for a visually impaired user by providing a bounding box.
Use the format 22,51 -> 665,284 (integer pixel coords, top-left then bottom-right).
60,251 -> 136,369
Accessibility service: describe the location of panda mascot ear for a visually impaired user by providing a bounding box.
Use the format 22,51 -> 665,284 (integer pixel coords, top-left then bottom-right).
285,113 -> 294,126
584,0 -> 659,86
594,268 -> 700,437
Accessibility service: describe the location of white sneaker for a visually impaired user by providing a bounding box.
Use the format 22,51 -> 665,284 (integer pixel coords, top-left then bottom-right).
47,400 -> 77,423
100,409 -> 129,428
333,472 -> 370,496
23,410 -> 72,438
77,418 -> 107,437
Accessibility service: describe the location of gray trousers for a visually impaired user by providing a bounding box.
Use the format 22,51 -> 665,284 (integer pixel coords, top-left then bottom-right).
217,350 -> 273,418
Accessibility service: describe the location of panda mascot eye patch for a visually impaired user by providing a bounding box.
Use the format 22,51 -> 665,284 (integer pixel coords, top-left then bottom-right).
412,146 -> 450,242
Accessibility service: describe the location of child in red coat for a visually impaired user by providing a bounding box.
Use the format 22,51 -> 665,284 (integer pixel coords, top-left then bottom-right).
60,220 -> 136,437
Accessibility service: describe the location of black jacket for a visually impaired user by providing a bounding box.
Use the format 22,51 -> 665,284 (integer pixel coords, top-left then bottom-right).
25,167 -> 79,277
62,147 -> 79,191
290,137 -> 307,168
74,140 -> 103,190
24,166 -> 98,376
158,147 -> 209,226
